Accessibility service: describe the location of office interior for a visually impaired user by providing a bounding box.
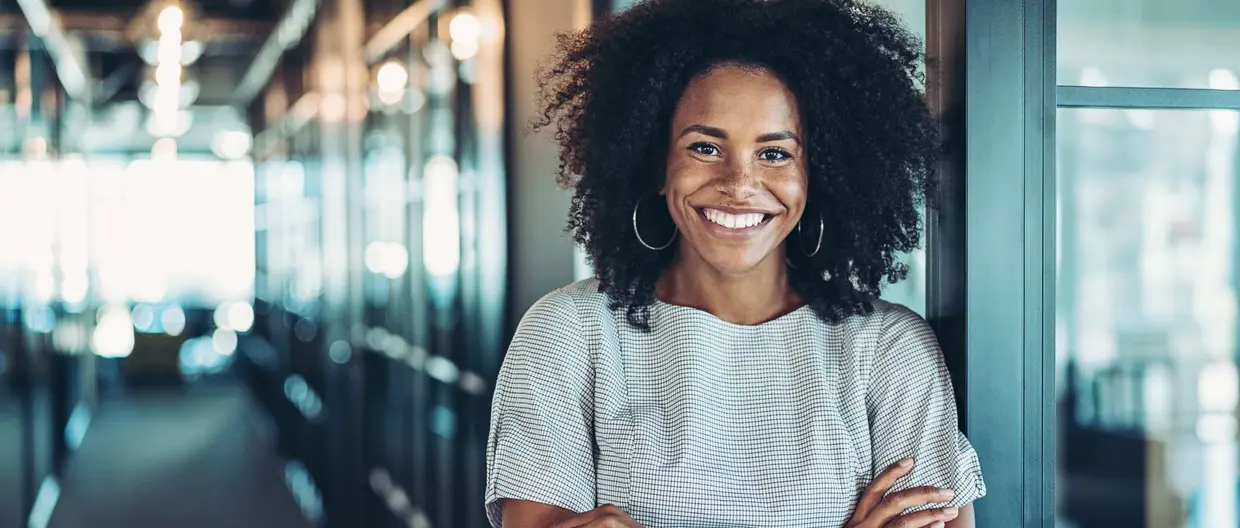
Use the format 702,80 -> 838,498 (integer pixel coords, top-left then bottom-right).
1,0 -> 1238,526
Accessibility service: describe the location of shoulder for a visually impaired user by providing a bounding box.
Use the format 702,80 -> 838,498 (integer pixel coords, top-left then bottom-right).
836,298 -> 930,338
862,299 -> 943,371
870,298 -> 932,336
835,299 -> 939,363
517,278 -> 609,329
507,279 -> 610,365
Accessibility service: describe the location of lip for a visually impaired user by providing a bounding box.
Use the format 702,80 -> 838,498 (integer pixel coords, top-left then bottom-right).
695,206 -> 778,240
696,204 -> 781,216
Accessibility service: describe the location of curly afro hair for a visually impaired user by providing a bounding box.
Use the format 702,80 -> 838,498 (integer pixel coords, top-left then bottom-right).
533,0 -> 937,330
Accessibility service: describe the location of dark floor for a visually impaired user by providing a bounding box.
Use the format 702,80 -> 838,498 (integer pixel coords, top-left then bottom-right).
1,394 -> 22,527
48,381 -> 309,528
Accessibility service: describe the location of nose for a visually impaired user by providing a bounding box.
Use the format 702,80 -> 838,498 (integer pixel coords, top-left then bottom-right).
716,158 -> 758,199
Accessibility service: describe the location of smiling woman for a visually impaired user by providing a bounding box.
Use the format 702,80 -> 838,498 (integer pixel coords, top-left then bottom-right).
486,1 -> 984,527
534,0 -> 936,332
659,64 -> 811,322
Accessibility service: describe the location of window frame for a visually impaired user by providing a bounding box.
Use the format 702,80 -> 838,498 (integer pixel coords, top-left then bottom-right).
939,0 -> 1058,525
1058,86 -> 1240,110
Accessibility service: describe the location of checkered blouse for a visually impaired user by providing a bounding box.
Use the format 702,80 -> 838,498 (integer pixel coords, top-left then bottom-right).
485,278 -> 985,527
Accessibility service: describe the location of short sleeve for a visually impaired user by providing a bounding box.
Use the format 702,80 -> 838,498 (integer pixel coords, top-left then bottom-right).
485,289 -> 597,527
867,305 -> 987,511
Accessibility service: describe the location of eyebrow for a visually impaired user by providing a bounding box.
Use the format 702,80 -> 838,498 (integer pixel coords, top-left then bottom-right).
756,131 -> 801,144
679,124 -> 728,139
679,124 -> 801,144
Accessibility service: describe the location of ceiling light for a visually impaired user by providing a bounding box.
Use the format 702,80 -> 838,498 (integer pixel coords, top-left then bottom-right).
448,10 -> 480,44
211,131 -> 252,160
376,60 -> 408,93
158,5 -> 184,34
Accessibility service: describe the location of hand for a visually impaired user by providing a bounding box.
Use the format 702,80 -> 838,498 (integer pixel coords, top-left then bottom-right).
845,458 -> 960,528
549,504 -> 644,528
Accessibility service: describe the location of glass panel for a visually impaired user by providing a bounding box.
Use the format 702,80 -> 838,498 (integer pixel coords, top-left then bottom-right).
871,0 -> 928,316
1059,0 -> 1240,89
1057,107 -> 1240,527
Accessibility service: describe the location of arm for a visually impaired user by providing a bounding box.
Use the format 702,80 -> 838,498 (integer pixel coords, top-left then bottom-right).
845,459 -> 972,528
503,500 -> 642,528
484,290 -> 598,527
502,499 -> 576,528
866,305 -> 987,513
946,503 -> 975,528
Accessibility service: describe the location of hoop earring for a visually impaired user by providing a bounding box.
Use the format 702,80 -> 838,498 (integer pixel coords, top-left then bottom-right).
632,196 -> 678,251
798,209 -> 823,257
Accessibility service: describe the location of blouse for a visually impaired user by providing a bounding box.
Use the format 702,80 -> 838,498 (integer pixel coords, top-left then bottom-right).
485,278 -> 986,527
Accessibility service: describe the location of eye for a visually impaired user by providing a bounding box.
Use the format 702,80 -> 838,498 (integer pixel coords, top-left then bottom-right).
759,148 -> 792,162
688,142 -> 721,157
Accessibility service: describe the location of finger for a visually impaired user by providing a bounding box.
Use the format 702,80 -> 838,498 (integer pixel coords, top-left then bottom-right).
882,506 -> 959,528
869,486 -> 956,525
850,458 -> 915,524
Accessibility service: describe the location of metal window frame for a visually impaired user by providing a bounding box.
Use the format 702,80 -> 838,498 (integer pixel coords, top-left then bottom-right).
1058,85 -> 1240,110
951,0 -> 1058,525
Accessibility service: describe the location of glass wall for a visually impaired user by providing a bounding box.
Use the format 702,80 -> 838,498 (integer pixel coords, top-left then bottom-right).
243,0 -> 506,526
1057,106 -> 1240,528
1059,0 -> 1240,89
1055,1 -> 1240,526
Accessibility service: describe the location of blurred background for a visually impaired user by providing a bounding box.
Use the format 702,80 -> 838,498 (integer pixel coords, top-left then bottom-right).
0,0 -> 1236,527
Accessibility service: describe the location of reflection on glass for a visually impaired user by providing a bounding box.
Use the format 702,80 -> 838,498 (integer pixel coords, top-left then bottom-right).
264,159 -> 322,315
423,155 -> 461,279
1057,108 -> 1240,527
1059,1 -> 1240,89
363,136 -> 409,313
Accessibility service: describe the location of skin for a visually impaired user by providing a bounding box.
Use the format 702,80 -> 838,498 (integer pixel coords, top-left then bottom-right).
503,460 -> 976,527
655,63 -> 807,326
503,64 -> 976,528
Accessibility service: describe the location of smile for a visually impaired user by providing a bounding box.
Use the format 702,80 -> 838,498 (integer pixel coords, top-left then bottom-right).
698,207 -> 776,238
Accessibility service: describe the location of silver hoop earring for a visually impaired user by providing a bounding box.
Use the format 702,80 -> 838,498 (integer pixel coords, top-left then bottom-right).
798,210 -> 823,257
632,196 -> 678,251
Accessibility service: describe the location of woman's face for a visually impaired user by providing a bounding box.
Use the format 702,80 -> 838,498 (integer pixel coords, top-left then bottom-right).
663,63 -> 809,276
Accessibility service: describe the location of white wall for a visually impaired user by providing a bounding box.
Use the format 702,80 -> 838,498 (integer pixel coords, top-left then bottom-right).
506,0 -> 594,333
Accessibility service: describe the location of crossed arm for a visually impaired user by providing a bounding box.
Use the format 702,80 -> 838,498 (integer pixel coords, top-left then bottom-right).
500,458 -> 977,528
502,501 -> 974,528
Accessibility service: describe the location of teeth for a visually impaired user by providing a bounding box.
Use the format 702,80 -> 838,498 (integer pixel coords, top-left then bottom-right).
704,209 -> 765,229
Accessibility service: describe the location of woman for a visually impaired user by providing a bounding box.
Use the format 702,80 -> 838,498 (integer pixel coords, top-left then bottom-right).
486,0 -> 985,526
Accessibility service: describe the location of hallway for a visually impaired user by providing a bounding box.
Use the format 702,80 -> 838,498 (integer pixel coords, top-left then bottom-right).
47,382 -> 308,528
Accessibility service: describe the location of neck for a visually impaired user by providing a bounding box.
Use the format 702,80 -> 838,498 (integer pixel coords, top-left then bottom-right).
656,247 -> 802,326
